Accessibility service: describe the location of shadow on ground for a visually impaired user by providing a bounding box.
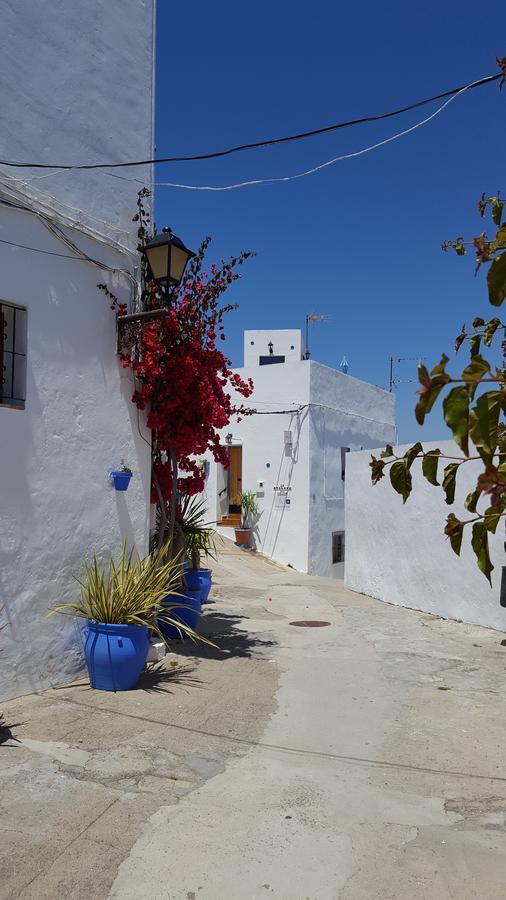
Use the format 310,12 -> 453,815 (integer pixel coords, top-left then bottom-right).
170,611 -> 277,661
137,662 -> 203,694
0,714 -> 21,746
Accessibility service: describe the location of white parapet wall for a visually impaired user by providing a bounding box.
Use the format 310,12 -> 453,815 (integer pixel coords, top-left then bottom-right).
345,440 -> 506,631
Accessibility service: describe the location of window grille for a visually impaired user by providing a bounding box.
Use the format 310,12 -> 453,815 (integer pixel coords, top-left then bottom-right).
332,531 -> 345,564
0,302 -> 27,408
259,355 -> 286,366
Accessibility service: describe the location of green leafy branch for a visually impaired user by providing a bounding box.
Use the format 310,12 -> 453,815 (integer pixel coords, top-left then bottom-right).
371,179 -> 506,583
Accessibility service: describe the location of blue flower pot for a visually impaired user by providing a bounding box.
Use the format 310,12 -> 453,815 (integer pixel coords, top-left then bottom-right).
158,589 -> 202,641
185,569 -> 212,603
111,470 -> 132,491
83,621 -> 149,691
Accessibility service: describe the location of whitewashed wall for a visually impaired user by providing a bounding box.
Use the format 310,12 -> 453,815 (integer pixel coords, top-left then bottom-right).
0,210 -> 152,700
206,362 -> 312,572
308,363 -> 396,579
1,0 -> 155,241
345,440 -> 506,631
205,349 -> 396,576
0,1 -> 154,700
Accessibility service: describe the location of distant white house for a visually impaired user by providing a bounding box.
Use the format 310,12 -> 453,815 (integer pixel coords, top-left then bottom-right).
204,329 -> 396,577
0,1 -> 155,701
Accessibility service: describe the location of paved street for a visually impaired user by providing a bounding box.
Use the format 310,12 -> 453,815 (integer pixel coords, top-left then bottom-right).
2,542 -> 506,899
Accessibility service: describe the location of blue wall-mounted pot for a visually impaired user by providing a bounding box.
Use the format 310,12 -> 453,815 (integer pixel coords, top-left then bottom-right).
111,470 -> 132,491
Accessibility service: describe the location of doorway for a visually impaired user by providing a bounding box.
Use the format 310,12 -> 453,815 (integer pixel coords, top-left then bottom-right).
228,446 -> 243,513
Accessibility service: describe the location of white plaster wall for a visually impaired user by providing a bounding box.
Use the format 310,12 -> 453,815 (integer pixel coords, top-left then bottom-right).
345,440 -> 506,631
1,0 -> 155,242
308,362 -> 397,579
0,209 -> 152,701
205,362 -> 312,572
243,329 -> 305,367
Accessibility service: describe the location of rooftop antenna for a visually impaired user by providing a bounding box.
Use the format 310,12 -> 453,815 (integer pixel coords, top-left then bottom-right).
304,313 -> 329,360
340,355 -> 349,374
389,355 -> 425,392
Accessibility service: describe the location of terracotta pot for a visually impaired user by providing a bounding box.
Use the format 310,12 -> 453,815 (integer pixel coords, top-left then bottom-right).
234,528 -> 252,546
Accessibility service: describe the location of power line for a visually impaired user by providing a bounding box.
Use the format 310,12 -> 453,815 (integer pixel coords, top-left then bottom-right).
0,72 -> 500,171
109,81 -> 474,192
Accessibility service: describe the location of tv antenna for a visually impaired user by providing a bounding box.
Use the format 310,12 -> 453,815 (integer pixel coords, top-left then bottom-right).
304,313 -> 329,359
389,355 -> 425,392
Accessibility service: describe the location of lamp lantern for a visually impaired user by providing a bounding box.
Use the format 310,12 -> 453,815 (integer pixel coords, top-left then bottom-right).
140,227 -> 195,288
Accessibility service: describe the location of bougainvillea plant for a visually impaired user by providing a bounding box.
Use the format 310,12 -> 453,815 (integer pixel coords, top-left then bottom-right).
370,192 -> 506,582
100,188 -> 255,549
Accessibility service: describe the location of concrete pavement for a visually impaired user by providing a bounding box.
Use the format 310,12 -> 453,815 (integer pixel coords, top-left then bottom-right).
2,541 -> 506,898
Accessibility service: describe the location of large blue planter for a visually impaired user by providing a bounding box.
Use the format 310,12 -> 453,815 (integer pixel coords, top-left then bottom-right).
83,621 -> 149,691
111,470 -> 132,491
185,569 -> 212,603
158,589 -> 202,641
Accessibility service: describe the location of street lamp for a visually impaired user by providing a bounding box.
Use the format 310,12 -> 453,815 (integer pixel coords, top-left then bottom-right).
140,227 -> 195,289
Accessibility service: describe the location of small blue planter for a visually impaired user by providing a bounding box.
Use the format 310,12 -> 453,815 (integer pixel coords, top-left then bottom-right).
111,470 -> 132,491
158,589 -> 202,641
83,621 -> 149,691
185,569 -> 212,603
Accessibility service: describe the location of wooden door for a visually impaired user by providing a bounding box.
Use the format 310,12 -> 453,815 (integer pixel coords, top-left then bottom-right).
228,446 -> 243,511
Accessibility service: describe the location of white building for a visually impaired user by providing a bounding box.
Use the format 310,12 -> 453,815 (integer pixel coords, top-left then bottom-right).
205,329 -> 396,577
345,441 -> 506,631
0,1 -> 155,701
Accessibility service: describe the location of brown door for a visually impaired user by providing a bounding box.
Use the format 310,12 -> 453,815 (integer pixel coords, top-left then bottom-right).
228,446 -> 243,511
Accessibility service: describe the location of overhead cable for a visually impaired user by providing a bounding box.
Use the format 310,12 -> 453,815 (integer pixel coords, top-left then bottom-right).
0,72 -> 499,171
111,80 -> 474,192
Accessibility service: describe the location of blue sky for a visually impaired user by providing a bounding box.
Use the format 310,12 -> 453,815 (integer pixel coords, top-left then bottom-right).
155,1 -> 505,442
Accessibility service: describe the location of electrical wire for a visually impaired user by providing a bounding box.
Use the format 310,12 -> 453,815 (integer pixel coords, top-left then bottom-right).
109,78 -> 478,192
0,72 -> 499,170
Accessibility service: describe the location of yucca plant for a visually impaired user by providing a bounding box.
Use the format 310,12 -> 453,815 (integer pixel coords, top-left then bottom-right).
239,491 -> 259,529
179,494 -> 217,570
47,542 -> 212,645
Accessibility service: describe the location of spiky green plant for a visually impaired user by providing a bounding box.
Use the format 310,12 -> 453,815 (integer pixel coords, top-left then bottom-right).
47,542 -> 213,645
179,495 -> 217,570
239,491 -> 259,529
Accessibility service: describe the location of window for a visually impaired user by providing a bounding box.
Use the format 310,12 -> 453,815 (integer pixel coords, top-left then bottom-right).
0,302 -> 27,408
341,447 -> 350,481
332,531 -> 345,564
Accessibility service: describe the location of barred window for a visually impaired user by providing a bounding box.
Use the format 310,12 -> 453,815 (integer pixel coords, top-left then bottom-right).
332,531 -> 345,564
0,302 -> 27,408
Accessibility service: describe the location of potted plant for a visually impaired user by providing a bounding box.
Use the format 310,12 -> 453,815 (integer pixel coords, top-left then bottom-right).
179,495 -> 216,603
235,490 -> 259,547
111,461 -> 133,492
47,542 -> 202,691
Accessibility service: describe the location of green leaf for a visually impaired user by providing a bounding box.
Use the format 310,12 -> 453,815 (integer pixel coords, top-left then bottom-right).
472,317 -> 485,328
471,521 -> 494,584
443,387 -> 470,455
465,487 -> 482,513
389,460 -> 412,503
492,199 -> 504,228
422,449 -> 441,486
442,462 -> 459,505
444,513 -> 465,555
380,445 -> 394,459
469,334 -> 482,358
430,354 -> 450,376
461,355 -> 491,383
454,329 -> 467,353
403,441 -> 423,470
487,251 -> 506,307
483,506 -> 502,534
483,317 -> 501,347
468,391 -> 503,464
415,374 -> 451,425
